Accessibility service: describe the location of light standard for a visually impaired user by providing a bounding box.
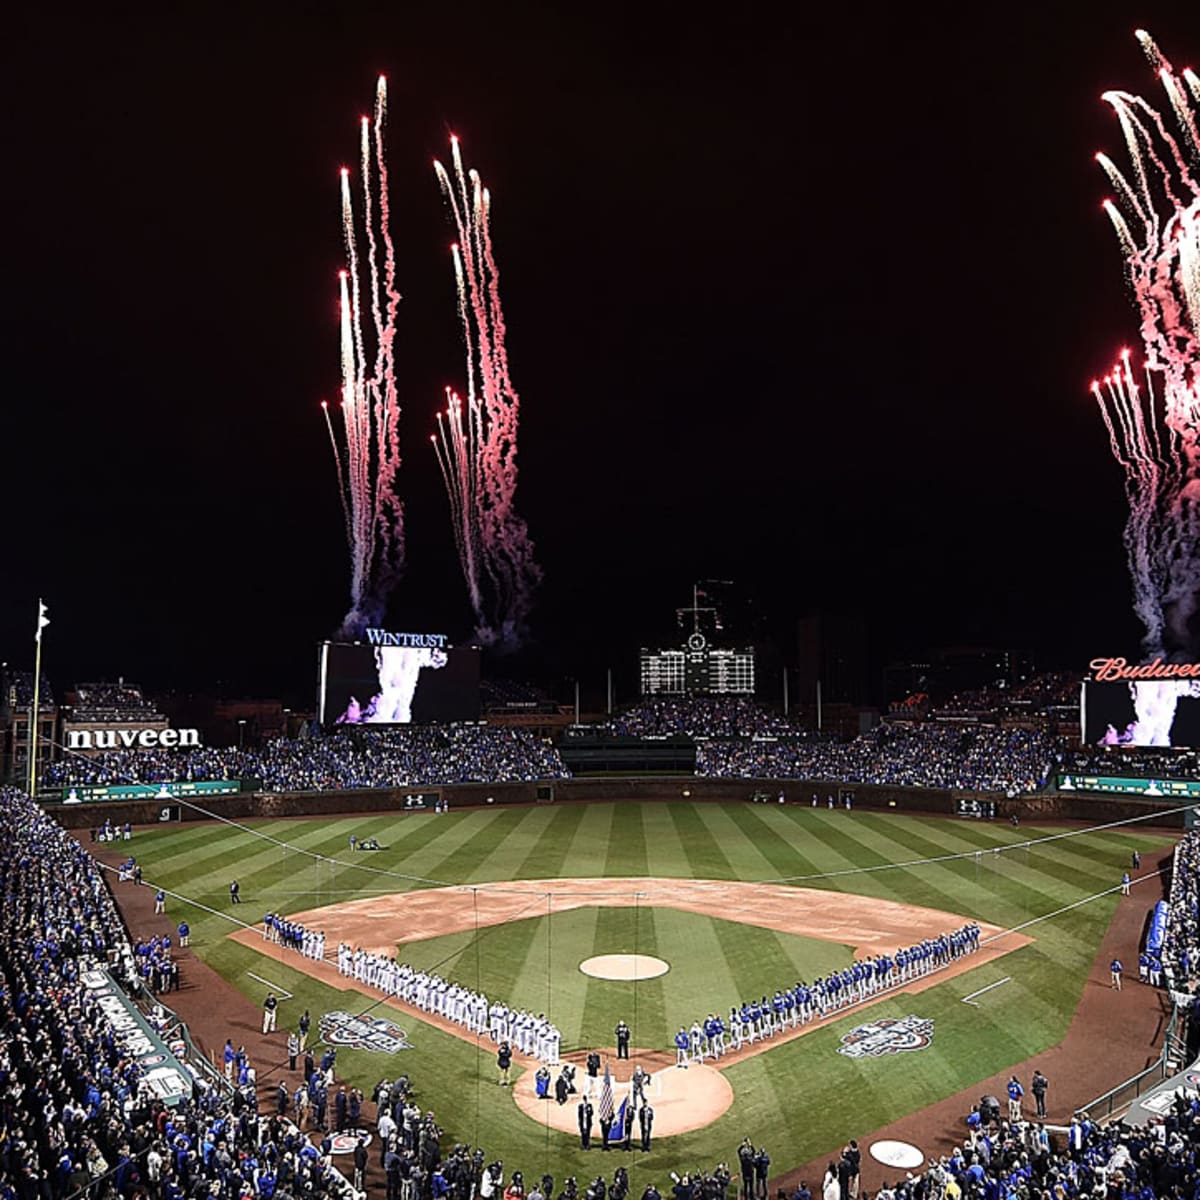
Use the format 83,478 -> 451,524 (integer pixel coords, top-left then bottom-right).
237,719 -> 247,749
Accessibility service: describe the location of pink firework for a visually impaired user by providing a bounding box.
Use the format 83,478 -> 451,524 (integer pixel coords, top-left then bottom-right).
1092,32 -> 1200,657
433,136 -> 541,648
325,77 -> 405,637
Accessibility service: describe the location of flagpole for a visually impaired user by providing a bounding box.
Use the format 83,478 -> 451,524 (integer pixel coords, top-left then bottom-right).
28,599 -> 45,798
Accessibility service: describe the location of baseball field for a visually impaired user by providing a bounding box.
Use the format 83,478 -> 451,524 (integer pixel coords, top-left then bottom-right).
124,800 -> 1173,1182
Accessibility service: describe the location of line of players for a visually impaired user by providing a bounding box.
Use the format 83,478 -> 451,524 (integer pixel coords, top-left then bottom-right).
262,912 -> 566,1066
262,912 -> 326,960
673,921 -> 983,1064
334,941 -> 563,1066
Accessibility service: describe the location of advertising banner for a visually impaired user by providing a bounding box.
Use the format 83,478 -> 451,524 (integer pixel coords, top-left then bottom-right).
80,969 -> 193,1106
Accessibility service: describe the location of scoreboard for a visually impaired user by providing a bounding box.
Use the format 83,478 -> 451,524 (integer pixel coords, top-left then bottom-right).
60,779 -> 245,804
640,634 -> 755,695
1057,772 -> 1200,798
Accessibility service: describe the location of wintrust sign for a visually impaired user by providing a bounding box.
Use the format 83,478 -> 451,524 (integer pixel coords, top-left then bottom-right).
66,728 -> 201,751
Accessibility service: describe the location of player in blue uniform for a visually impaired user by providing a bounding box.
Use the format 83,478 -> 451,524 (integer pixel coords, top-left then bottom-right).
674,1027 -> 690,1067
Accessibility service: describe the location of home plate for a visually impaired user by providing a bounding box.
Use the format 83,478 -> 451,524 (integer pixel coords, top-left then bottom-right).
870,1141 -> 924,1170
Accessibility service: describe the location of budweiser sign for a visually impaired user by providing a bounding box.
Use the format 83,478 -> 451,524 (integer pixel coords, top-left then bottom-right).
1089,656 -> 1200,682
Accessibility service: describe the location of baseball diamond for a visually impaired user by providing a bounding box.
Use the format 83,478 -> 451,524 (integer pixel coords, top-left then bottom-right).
92,798 -> 1174,1190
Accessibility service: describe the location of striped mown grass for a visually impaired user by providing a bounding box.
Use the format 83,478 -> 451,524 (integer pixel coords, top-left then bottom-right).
119,802 -> 1173,1186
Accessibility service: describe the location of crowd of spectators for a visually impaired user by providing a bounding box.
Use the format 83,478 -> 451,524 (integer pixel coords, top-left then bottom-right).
1159,829 -> 1200,992
42,710 -> 1076,795
698,723 -> 1064,793
605,698 -> 802,739
0,784 -> 352,1200
1063,745 -> 1200,780
3,668 -> 54,709
68,682 -> 162,723
44,726 -> 570,792
856,1104 -> 1200,1200
927,672 -> 1081,723
480,680 -> 560,715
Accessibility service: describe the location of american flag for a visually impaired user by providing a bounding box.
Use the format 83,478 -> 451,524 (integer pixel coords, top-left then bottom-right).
598,1062 -> 615,1128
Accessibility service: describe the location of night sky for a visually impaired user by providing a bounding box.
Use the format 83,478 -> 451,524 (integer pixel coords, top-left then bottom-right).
3,4 -> 1195,702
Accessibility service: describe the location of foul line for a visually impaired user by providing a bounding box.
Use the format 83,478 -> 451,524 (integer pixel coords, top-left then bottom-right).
246,971 -> 294,999
961,977 -> 1011,1006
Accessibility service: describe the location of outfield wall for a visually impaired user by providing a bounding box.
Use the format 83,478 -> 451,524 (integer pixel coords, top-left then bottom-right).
44,775 -> 1188,830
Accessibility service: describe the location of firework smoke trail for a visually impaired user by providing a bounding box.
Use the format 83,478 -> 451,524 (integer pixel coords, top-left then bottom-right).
433,137 -> 542,648
1130,679 -> 1200,745
1092,353 -> 1172,651
325,77 -> 405,637
432,390 -> 483,617
321,399 -> 352,546
1092,32 -> 1200,657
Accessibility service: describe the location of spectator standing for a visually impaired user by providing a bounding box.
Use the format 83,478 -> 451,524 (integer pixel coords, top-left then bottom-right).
354,1139 -> 368,1193
843,1142 -> 861,1199
1031,1069 -> 1049,1118
754,1149 -> 770,1200
1006,1075 -> 1024,1121
738,1139 -> 755,1200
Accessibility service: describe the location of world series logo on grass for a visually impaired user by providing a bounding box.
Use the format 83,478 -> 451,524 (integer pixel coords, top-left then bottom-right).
320,1011 -> 412,1053
837,1015 -> 934,1059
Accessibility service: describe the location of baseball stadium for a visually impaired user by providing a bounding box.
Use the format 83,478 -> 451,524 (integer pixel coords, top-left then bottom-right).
8,14 -> 1200,1200
3,664 -> 1198,1200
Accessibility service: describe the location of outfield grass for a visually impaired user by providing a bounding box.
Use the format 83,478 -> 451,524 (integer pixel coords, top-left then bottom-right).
124,802 -> 1173,1184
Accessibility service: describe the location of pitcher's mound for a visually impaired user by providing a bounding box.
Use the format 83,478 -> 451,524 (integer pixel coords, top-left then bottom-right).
580,954 -> 670,980
514,1060 -> 732,1137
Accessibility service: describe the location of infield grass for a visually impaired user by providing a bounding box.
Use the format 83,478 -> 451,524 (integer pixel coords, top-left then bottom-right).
118,802 -> 1173,1185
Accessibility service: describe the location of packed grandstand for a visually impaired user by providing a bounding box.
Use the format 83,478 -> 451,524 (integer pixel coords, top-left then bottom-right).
35,677 -> 1151,794
44,719 -> 1073,795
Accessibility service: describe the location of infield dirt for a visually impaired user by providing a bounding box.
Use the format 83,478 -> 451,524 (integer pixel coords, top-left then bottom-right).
228,875 -> 1029,1134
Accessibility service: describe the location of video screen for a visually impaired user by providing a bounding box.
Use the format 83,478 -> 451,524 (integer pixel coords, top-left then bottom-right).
319,642 -> 480,726
1082,680 -> 1200,748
